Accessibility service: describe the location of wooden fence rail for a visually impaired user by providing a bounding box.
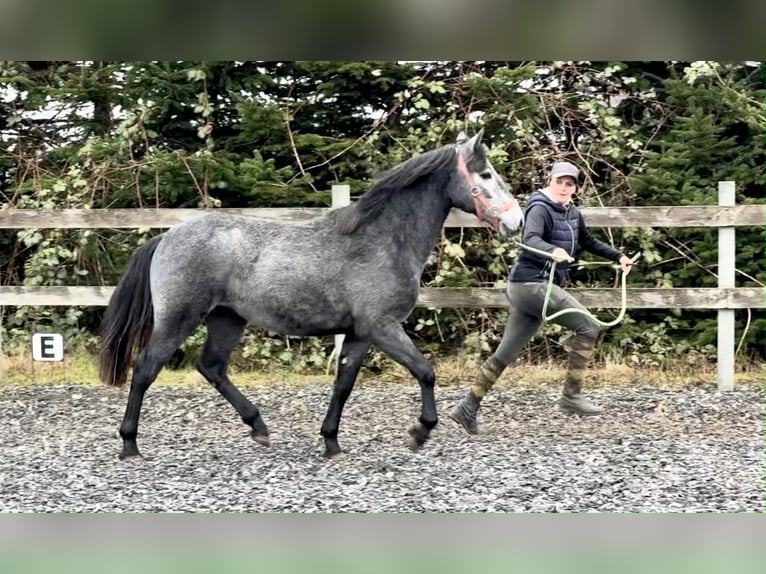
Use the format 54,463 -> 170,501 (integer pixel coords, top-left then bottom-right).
1,181 -> 764,390
0,204 -> 762,229
0,285 -> 762,310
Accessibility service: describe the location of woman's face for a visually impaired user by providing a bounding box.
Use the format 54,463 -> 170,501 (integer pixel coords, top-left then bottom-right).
548,176 -> 577,204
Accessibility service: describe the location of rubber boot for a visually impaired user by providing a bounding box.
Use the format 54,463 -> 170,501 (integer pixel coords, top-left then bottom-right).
558,334 -> 603,416
449,391 -> 481,434
449,355 -> 505,434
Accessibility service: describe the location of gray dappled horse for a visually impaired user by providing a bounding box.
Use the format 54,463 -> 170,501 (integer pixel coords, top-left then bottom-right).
100,130 -> 524,459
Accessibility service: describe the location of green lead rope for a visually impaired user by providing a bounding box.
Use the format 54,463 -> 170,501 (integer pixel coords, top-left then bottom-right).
513,240 -> 641,328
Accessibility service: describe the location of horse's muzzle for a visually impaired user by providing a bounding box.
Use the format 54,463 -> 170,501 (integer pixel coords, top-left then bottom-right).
497,210 -> 524,238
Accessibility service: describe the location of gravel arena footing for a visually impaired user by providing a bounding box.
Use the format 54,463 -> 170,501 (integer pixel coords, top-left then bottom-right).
1,381 -> 762,513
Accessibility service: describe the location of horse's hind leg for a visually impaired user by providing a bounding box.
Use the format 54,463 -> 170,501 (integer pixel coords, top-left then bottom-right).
196,307 -> 270,446
368,322 -> 437,451
119,318 -> 198,460
320,334 -> 371,458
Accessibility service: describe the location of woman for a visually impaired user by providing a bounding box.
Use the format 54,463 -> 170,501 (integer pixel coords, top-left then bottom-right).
450,161 -> 633,434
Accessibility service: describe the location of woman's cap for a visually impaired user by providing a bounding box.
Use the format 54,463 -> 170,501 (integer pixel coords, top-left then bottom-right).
550,161 -> 579,180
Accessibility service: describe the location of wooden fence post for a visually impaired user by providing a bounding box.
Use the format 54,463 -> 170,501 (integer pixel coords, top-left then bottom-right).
331,185 -> 351,375
717,181 -> 736,391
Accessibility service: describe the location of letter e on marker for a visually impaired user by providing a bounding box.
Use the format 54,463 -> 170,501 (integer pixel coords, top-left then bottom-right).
32,333 -> 64,362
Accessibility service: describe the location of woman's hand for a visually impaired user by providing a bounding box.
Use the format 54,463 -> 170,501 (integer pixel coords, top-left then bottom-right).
551,247 -> 573,263
618,254 -> 634,274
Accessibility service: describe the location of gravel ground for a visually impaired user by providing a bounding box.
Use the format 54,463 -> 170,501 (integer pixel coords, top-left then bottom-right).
0,381 -> 762,513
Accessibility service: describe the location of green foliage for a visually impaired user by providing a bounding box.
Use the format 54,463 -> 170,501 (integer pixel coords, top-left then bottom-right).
1,61 -> 763,370
167,323 -> 331,373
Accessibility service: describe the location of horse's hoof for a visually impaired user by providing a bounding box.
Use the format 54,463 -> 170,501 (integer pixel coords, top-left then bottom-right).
324,450 -> 346,460
251,432 -> 271,447
119,452 -> 144,461
407,427 -> 428,451
407,434 -> 422,451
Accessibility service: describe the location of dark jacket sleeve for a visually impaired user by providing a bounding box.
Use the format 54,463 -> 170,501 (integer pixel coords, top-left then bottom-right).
521,204 -> 558,254
577,213 -> 623,262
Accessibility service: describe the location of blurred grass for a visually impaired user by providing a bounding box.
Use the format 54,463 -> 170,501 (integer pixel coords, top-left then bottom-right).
1,352 -> 762,390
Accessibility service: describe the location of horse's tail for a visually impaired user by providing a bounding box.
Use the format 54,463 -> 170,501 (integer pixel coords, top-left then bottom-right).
99,235 -> 163,387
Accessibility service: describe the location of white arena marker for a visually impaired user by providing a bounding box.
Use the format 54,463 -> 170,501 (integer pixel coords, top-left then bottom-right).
32,333 -> 64,362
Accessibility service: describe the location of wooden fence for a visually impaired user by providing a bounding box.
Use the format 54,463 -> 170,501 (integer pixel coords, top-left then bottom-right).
0,182 -> 763,390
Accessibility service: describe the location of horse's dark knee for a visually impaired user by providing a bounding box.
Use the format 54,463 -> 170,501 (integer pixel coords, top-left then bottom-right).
413,362 -> 435,388
196,357 -> 220,378
196,356 -> 232,392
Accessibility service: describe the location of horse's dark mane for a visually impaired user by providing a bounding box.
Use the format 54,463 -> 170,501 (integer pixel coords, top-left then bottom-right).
333,145 -> 457,235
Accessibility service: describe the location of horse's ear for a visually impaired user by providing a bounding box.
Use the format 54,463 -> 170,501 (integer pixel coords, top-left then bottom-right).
455,131 -> 468,144
461,129 -> 485,167
468,128 -> 484,151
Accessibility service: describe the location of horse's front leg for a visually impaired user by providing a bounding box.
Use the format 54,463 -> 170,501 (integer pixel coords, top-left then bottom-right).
320,335 -> 371,458
368,322 -> 438,450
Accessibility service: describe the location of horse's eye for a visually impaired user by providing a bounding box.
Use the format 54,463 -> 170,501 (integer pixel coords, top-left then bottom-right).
479,172 -> 492,180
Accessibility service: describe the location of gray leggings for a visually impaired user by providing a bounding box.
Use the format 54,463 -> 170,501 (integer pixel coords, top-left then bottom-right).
492,281 -> 600,367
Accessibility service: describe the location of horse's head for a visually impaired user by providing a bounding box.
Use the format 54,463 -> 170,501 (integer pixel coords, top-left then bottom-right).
451,129 -> 524,238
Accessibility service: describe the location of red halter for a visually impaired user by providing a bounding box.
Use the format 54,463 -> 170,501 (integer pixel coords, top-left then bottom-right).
455,147 -> 518,231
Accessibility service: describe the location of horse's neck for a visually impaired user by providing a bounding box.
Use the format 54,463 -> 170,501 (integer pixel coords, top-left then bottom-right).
375,184 -> 452,266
